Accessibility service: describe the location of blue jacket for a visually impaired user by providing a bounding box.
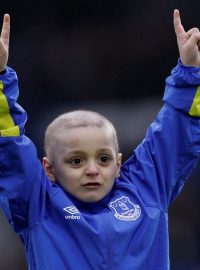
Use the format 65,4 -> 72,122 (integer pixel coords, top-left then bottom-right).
0,60 -> 200,270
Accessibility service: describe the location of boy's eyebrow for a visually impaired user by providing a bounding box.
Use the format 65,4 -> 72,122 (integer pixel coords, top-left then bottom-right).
96,148 -> 114,153
64,148 -> 114,156
63,150 -> 86,156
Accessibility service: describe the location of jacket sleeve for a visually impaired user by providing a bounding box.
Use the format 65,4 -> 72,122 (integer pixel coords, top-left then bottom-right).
120,60 -> 200,210
0,67 -> 51,234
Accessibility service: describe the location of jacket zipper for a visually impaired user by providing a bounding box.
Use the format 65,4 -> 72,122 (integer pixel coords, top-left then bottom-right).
102,214 -> 114,270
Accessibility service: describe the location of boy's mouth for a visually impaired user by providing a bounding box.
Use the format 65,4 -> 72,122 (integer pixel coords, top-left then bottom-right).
83,182 -> 101,188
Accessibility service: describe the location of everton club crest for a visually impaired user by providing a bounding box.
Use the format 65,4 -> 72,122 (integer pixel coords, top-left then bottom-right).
109,196 -> 141,221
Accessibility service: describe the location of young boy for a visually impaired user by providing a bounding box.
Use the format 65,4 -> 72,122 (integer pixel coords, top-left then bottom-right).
0,9 -> 200,270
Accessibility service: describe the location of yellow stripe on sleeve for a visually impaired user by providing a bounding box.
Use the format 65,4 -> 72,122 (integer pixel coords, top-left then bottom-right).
0,80 -> 20,136
189,85 -> 200,117
0,126 -> 20,136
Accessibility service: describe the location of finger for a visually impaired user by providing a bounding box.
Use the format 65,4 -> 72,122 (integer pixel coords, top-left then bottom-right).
1,14 -> 10,49
187,27 -> 200,37
188,33 -> 200,45
173,9 -> 186,36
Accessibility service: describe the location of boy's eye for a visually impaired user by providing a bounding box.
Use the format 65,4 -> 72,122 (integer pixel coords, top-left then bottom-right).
70,158 -> 82,165
99,155 -> 111,163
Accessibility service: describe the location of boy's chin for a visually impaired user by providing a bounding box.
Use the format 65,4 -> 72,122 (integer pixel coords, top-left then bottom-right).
74,192 -> 107,204
77,195 -> 103,203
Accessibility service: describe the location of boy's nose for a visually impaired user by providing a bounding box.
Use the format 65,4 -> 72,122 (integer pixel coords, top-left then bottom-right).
85,161 -> 99,176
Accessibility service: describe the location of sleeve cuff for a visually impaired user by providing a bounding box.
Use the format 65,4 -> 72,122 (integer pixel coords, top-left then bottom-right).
0,67 -> 11,80
169,59 -> 200,86
163,59 -> 200,117
0,69 -> 6,75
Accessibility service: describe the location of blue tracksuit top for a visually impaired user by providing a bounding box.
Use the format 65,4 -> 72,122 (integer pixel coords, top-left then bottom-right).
0,60 -> 200,270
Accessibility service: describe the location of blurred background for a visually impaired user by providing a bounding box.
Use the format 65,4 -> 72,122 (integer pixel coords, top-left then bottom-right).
0,0 -> 200,269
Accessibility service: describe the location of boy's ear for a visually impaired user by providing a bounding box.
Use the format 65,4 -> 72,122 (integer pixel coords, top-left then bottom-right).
116,153 -> 122,177
42,157 -> 56,182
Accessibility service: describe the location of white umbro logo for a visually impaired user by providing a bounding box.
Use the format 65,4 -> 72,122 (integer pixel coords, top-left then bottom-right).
63,206 -> 79,214
63,206 -> 81,220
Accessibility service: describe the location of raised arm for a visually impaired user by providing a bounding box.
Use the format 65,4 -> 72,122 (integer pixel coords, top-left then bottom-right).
120,10 -> 200,210
0,14 -> 10,72
0,14 -> 49,233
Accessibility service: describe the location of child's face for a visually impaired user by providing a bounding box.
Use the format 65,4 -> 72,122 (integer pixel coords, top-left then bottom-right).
48,126 -> 122,203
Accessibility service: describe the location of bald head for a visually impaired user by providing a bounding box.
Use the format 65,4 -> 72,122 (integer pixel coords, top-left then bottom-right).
44,110 -> 119,163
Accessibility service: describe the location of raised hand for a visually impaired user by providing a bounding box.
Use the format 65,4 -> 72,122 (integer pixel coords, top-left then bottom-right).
174,9 -> 200,67
0,14 -> 10,72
